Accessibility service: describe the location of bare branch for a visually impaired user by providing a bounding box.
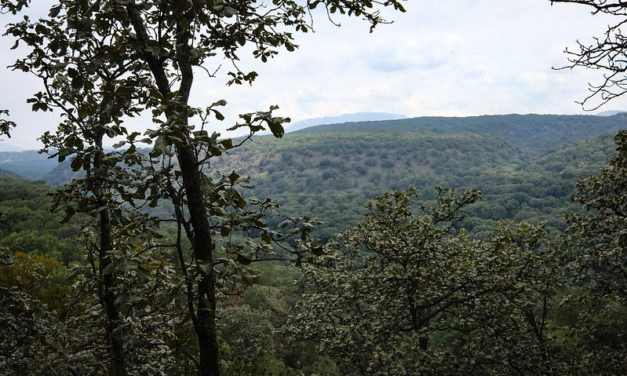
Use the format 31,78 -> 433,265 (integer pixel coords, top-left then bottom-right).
552,0 -> 627,109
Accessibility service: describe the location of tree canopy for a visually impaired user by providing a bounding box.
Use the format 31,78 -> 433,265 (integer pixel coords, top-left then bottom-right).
0,1 -> 406,375
289,188 -> 568,375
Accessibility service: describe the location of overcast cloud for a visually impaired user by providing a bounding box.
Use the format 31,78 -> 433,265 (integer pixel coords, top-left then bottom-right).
1,0 -> 625,149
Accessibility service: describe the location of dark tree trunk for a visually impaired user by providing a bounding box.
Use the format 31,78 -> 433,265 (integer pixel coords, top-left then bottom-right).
99,208 -> 128,376
125,4 -> 221,374
94,139 -> 127,376
177,145 -> 220,376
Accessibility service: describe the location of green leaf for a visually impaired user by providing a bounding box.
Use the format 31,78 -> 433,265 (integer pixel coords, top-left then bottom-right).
175,295 -> 187,310
261,232 -> 272,244
228,171 -> 239,184
213,110 -> 225,121
70,156 -> 82,171
237,253 -> 253,265
268,121 -> 284,138
71,75 -> 83,90
224,6 -> 238,17
49,5 -> 62,18
220,138 -> 233,149
311,245 -> 324,256
60,207 -> 75,224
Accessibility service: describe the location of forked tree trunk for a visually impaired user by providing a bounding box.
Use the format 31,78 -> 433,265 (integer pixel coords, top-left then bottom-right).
125,3 -> 221,374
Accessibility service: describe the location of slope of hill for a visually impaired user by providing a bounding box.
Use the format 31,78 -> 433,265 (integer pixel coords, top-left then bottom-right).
214,131 -> 524,192
23,114 -> 623,240
0,176 -> 82,264
17,113 -> 626,185
42,160 -> 82,186
208,126 -> 619,239
296,113 -> 625,153
0,168 -> 20,178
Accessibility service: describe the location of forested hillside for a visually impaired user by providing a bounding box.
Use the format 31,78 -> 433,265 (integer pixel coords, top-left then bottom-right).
297,113 -> 626,152
1,128 -> 624,375
21,114 -> 622,239
209,125 -> 618,239
0,113 -> 623,181
0,177 -> 81,264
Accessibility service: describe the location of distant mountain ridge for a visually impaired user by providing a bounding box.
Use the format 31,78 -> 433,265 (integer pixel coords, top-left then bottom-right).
1,113 -> 624,183
0,151 -> 57,180
595,110 -> 626,116
295,113 -> 626,152
286,112 -> 407,132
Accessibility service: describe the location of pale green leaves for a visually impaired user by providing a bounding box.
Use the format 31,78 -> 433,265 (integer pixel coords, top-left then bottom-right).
290,187 -> 564,375
228,105 -> 290,139
568,130 -> 626,300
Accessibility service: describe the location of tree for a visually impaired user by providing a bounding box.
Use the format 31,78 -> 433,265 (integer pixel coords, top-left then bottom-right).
2,3 -> 158,372
567,130 -> 626,300
562,131 -> 626,374
551,0 -> 627,110
546,1 -> 627,367
0,250 -> 68,375
289,188 -> 567,375
1,1 -> 406,375
547,2 -> 627,367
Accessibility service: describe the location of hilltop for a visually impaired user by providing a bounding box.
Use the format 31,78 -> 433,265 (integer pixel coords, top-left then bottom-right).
295,113 -> 625,152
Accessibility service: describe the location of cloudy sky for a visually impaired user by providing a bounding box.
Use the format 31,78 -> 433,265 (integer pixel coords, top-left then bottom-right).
1,0 -> 625,149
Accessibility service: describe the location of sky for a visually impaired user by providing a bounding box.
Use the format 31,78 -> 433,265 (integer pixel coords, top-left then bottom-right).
1,0 -> 626,150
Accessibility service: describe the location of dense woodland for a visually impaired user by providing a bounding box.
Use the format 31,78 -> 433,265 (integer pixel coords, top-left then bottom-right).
0,0 -> 626,375
1,117 -> 626,375
208,115 -> 622,239
4,114 -> 622,240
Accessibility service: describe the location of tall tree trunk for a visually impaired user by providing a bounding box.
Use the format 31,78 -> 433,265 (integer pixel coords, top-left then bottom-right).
125,4 -> 221,374
177,145 -> 220,376
94,138 -> 127,376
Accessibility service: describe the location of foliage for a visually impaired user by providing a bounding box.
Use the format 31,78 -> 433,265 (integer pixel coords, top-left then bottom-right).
1,0 -> 625,373
567,130 -> 626,300
0,245 -> 191,376
0,113 -> 622,182
0,248 -> 101,376
292,113 -> 625,152
1,0 -> 406,374
560,130 -> 627,374
0,177 -> 82,263
207,129 -> 619,240
218,305 -> 275,368
289,188 -> 568,375
0,109 -> 15,140
68,236 -> 190,375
